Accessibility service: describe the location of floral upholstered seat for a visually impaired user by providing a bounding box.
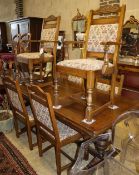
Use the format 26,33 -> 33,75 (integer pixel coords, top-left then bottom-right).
57,58 -> 113,71
17,52 -> 53,63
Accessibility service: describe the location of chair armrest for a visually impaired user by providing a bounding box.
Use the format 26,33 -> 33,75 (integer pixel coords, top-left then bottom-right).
21,39 -> 59,43
101,41 -> 121,46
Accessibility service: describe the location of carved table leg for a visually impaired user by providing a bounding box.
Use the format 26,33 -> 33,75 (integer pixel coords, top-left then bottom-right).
53,76 -> 62,109
28,61 -> 33,84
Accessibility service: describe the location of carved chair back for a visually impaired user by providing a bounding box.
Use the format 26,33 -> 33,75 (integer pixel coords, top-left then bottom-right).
40,15 -> 61,72
19,33 -> 31,53
83,5 -> 126,66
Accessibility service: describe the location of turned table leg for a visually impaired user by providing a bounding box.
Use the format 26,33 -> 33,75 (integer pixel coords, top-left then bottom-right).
28,61 -> 33,84
53,76 -> 62,109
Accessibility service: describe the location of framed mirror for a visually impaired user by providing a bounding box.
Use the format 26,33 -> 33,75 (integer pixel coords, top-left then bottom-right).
72,9 -> 86,48
120,16 -> 139,57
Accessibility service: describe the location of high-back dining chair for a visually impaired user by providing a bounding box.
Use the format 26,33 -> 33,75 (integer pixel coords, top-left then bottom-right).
69,109 -> 139,175
57,5 -> 126,121
16,15 -> 61,83
27,84 -> 82,175
3,76 -> 36,150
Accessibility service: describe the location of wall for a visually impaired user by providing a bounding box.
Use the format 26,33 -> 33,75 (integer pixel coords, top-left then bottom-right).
23,0 -> 99,39
0,0 -> 139,31
0,0 -> 16,21
120,0 -> 139,21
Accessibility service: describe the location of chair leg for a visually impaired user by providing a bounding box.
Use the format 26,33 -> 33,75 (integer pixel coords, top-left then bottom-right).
37,130 -> 43,157
55,145 -> 62,175
27,125 -> 33,150
14,118 -> 20,138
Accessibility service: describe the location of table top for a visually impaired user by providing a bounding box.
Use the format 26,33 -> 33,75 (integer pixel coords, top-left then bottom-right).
55,96 -> 138,136
21,80 -> 139,137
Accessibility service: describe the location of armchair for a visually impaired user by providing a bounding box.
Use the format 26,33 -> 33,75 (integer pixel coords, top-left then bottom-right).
57,5 -> 126,123
16,15 -> 61,83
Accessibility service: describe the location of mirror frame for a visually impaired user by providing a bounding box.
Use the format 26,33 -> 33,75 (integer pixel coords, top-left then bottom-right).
120,15 -> 139,57
72,9 -> 86,48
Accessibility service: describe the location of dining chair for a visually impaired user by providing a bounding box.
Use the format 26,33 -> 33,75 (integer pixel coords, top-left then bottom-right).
27,84 -> 82,175
16,15 -> 61,83
57,5 -> 126,122
3,76 -> 36,150
69,109 -> 139,175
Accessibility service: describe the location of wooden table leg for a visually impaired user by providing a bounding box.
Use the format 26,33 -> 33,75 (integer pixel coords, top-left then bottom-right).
53,76 -> 62,109
28,61 -> 33,84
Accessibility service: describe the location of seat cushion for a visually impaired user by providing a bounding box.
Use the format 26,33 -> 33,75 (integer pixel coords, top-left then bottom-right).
57,58 -> 113,71
41,120 -> 79,141
17,52 -> 53,63
57,120 -> 78,141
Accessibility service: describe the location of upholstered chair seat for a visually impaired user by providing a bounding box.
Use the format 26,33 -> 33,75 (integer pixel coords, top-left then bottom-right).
57,58 -> 113,71
17,52 -> 53,63
41,120 -> 79,141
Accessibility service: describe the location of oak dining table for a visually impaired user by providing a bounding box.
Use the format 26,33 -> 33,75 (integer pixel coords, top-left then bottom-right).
21,80 -> 139,137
